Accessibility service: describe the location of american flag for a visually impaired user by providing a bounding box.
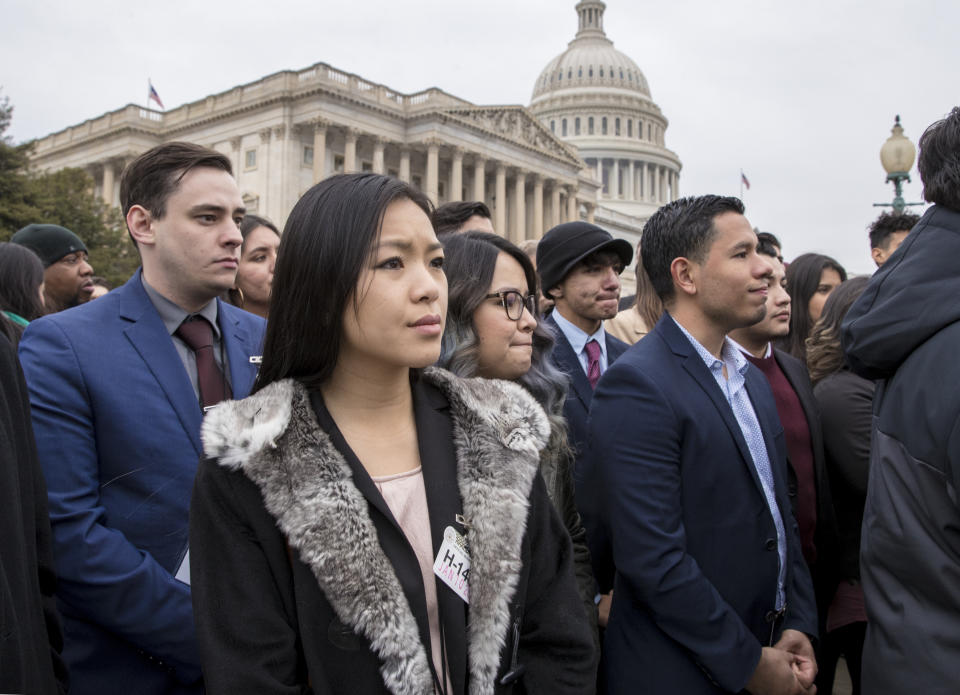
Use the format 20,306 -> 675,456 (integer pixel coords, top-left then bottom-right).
740,171 -> 751,190
148,80 -> 165,110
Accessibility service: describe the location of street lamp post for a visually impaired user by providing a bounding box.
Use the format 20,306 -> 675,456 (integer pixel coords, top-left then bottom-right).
874,115 -> 924,214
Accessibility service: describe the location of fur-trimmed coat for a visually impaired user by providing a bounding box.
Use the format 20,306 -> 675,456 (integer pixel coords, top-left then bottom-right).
190,368 -> 596,694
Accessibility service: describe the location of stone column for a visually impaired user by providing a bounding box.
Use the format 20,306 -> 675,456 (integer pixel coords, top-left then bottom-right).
612,159 -> 621,199
550,184 -> 561,230
425,140 -> 440,205
399,148 -> 411,183
494,163 -> 507,235
566,186 -> 578,222
512,170 -> 526,243
473,156 -> 485,201
647,163 -> 654,201
586,203 -> 595,224
344,129 -> 358,174
595,159 -> 603,198
532,175 -> 544,239
672,171 -> 679,201
312,120 -> 328,183
450,147 -> 464,202
372,137 -> 386,175
259,128 -> 272,214
659,166 -> 666,203
627,161 -> 635,201
101,161 -> 115,207
230,137 -> 242,182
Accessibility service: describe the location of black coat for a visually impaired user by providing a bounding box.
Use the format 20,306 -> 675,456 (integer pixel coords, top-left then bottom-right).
813,369 -> 874,582
191,369 -> 596,694
0,333 -> 68,694
843,203 -> 960,694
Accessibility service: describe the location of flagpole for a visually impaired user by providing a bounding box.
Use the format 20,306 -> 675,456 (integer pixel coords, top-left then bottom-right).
739,170 -> 744,200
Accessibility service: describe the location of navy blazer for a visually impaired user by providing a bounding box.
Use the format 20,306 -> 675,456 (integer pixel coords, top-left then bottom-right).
584,315 -> 817,694
545,312 -> 628,473
19,269 -> 265,695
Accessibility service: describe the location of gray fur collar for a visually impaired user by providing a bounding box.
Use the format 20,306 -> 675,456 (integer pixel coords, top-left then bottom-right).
202,367 -> 550,695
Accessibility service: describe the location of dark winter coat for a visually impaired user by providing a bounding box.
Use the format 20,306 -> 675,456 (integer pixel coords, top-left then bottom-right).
813,369 -> 874,582
0,333 -> 68,694
191,368 -> 597,694
842,203 -> 960,694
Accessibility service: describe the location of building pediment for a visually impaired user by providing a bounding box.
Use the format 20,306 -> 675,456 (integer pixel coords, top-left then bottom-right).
438,106 -> 583,167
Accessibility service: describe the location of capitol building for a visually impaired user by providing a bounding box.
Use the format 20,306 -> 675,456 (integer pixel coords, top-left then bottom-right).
28,1 -> 681,262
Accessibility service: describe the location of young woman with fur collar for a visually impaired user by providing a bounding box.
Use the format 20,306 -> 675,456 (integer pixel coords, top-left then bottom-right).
189,174 -> 595,694
437,231 -> 599,645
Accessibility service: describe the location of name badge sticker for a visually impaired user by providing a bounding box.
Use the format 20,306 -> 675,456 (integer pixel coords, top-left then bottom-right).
249,355 -> 262,364
433,525 -> 470,603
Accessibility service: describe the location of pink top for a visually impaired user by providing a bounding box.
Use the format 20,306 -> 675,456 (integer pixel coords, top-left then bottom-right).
372,466 -> 451,694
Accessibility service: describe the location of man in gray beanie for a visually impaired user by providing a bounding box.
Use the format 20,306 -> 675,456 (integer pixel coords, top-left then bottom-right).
12,224 -> 95,312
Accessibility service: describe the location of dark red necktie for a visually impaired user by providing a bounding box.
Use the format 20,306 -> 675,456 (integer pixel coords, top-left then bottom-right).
585,339 -> 602,390
175,316 -> 231,408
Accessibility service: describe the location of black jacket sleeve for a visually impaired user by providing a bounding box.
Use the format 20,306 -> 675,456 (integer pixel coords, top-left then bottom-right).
512,472 -> 598,694
190,457 -> 308,694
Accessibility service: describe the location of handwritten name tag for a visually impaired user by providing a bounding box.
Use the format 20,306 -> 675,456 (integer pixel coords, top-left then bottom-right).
433,526 -> 470,603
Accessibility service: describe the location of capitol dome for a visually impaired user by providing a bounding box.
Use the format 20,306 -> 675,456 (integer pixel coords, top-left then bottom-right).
531,3 -> 651,100
529,1 -> 681,221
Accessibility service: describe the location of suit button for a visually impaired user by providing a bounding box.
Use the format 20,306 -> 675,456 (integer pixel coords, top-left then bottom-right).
765,538 -> 776,551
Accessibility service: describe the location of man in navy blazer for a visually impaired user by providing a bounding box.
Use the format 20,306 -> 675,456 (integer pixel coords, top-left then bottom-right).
19,143 -> 266,694
585,195 -> 817,694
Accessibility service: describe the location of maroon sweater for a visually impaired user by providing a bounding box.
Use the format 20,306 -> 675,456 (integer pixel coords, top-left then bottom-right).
743,350 -> 818,566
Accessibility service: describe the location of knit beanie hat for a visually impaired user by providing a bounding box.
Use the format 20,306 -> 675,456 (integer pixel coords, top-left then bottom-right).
11,224 -> 88,267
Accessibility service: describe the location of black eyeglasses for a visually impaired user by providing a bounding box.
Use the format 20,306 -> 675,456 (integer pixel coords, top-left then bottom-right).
485,291 -> 537,321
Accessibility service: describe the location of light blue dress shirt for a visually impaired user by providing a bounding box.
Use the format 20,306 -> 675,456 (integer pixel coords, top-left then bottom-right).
552,309 -> 610,376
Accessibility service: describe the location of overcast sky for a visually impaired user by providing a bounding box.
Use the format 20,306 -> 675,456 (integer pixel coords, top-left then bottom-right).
3,0 -> 957,275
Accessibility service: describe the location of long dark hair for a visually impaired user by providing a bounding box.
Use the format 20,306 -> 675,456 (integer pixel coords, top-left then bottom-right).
780,253 -> 847,361
805,276 -> 869,384
0,242 -> 45,321
438,231 -> 569,446
254,174 -> 433,392
226,214 -> 281,308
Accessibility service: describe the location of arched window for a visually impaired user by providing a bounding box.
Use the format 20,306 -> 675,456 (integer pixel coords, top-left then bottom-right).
588,116 -> 594,135
562,119 -> 568,136
619,69 -> 624,80
575,117 -> 581,135
627,119 -> 632,137
578,67 -> 583,78
568,69 -> 572,79
599,67 -> 604,77
602,117 -> 608,135
589,67 -> 593,77
648,123 -> 652,140
615,118 -> 621,136
550,120 -> 555,133
558,70 -> 563,81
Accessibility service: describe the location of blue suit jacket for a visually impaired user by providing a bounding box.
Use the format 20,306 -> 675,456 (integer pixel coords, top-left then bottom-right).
19,269 -> 265,695
545,312 -> 628,474
584,315 -> 816,694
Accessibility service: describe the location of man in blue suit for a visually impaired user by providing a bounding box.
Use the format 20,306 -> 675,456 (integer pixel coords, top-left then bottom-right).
536,221 -> 632,629
19,142 -> 266,694
585,195 -> 817,694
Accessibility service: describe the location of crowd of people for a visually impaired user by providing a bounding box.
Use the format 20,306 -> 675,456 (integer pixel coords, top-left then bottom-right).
2,105 -> 958,695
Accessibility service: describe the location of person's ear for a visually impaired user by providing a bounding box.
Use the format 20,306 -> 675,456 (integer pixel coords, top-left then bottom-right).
127,205 -> 155,247
871,246 -> 885,267
670,257 -> 698,297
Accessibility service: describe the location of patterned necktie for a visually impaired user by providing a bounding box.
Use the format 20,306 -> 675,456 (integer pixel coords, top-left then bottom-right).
175,316 -> 231,408
585,339 -> 602,389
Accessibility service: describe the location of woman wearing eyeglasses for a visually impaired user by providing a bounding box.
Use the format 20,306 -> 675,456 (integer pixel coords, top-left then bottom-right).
190,175 -> 595,694
438,231 -> 600,649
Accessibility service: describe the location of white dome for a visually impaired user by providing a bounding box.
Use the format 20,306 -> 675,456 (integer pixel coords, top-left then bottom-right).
531,1 -> 651,102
